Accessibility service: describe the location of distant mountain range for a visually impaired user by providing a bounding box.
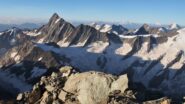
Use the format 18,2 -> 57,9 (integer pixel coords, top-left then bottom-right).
71,21 -> 184,29
0,23 -> 43,31
0,21 -> 183,32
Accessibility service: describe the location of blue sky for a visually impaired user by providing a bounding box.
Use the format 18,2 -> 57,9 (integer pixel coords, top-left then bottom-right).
0,0 -> 184,25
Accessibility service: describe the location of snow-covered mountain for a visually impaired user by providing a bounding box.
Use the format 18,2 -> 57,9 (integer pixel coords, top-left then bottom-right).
34,14 -> 185,99
0,13 -> 185,102
89,23 -> 128,35
169,23 -> 181,30
89,22 -> 171,36
133,24 -> 169,35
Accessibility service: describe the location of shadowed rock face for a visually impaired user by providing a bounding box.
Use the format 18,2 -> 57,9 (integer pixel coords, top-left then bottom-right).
111,25 -> 128,34
0,28 -> 26,44
0,86 -> 14,100
38,14 -> 112,47
39,13 -> 75,43
0,41 -> 62,68
0,27 -> 31,55
0,41 -> 68,95
135,24 -> 150,35
68,24 -> 109,46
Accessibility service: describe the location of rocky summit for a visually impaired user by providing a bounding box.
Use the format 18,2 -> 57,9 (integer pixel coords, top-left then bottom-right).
0,13 -> 184,104
15,66 -> 171,104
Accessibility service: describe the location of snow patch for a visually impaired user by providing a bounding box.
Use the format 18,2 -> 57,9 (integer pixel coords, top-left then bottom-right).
87,41 -> 109,53
57,38 -> 70,47
113,31 -> 118,35
169,23 -> 180,30
159,28 -> 165,32
119,34 -> 159,39
10,39 -> 16,45
38,57 -> 43,61
100,24 -> 112,33
38,37 -> 45,43
15,55 -> 21,62
36,44 -> 61,54
115,43 -> 132,55
25,31 -> 42,36
9,29 -> 14,36
11,52 -> 17,58
55,18 -> 61,24
0,32 -> 3,35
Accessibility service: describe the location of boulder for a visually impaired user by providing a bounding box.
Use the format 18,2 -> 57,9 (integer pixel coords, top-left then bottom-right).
15,70 -> 131,104
45,85 -> 55,92
111,74 -> 128,93
63,72 -> 116,104
59,66 -> 73,77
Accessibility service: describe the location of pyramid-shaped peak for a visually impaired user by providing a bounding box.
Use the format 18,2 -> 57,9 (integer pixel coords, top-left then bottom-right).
46,13 -> 65,26
48,13 -> 62,23
51,13 -> 60,19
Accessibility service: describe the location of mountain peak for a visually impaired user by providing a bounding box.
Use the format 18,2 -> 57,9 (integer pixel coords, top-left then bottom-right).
169,23 -> 181,30
135,23 -> 150,35
51,13 -> 60,19
48,13 -> 62,25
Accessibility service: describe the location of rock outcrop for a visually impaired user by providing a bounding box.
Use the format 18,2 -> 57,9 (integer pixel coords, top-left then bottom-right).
15,66 -> 175,104
16,66 -> 130,104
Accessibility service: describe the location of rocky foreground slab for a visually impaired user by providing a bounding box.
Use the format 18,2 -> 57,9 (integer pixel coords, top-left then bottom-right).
2,66 -> 171,104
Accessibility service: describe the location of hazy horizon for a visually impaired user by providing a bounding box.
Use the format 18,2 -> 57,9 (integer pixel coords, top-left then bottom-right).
0,0 -> 184,25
